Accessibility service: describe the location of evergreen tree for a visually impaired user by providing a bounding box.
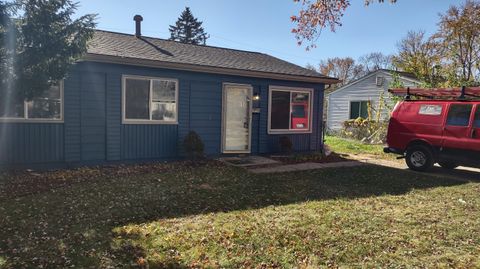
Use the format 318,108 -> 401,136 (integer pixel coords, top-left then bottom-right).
0,0 -> 96,101
169,7 -> 208,45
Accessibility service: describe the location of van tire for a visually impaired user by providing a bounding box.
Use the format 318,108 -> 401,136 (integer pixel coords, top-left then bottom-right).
405,145 -> 434,172
438,161 -> 458,170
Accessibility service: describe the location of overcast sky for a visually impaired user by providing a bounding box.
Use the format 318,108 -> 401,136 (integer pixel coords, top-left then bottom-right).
75,0 -> 461,68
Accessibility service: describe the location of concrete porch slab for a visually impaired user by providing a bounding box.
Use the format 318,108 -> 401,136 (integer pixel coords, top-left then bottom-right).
218,156 -> 280,167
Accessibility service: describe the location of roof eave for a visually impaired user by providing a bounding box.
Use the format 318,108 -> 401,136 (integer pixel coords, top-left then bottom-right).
82,53 -> 340,85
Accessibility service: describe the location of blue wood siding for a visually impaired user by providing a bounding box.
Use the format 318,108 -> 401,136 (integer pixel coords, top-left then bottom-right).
81,72 -> 106,161
0,123 -> 64,164
0,61 -> 325,168
189,81 -> 222,155
177,80 -> 191,156
106,73 -> 122,161
64,71 -> 82,162
121,124 -> 178,159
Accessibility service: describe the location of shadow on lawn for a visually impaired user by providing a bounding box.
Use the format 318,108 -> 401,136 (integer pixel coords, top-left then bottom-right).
427,165 -> 480,182
0,161 -> 470,268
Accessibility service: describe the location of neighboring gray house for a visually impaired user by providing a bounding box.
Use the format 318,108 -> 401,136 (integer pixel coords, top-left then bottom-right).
326,69 -> 420,131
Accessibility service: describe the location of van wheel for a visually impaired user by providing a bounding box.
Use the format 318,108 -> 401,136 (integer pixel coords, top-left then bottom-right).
438,161 -> 458,170
405,145 -> 434,172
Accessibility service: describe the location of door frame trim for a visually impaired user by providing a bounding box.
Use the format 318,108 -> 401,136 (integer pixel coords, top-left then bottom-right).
221,83 -> 253,154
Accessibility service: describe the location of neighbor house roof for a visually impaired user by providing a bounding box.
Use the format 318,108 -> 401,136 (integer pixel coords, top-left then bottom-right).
84,30 -> 339,84
377,69 -> 418,81
326,69 -> 420,97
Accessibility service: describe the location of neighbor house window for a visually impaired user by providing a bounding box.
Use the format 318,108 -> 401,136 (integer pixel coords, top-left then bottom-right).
268,86 -> 312,133
123,76 -> 178,124
0,83 -> 63,121
350,101 -> 369,119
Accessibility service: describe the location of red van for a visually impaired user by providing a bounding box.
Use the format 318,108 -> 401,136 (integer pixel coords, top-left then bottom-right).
291,101 -> 309,130
384,88 -> 480,171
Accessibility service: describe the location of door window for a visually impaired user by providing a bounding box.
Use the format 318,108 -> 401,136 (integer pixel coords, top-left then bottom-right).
446,104 -> 472,127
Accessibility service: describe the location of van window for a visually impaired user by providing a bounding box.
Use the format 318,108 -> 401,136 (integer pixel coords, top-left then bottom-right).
446,104 -> 472,127
419,104 -> 442,116
474,107 -> 480,128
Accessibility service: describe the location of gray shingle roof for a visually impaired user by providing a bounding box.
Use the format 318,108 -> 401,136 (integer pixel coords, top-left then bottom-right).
377,69 -> 418,81
86,30 -> 338,83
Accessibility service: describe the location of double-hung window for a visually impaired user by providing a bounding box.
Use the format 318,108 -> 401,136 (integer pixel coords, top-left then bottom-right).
123,76 -> 178,124
268,86 -> 313,133
0,83 -> 63,122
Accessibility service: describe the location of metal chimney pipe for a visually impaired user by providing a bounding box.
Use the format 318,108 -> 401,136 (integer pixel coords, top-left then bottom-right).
133,15 -> 143,37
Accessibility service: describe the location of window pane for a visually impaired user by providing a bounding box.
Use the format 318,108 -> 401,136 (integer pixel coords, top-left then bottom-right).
360,101 -> 369,119
474,107 -> 480,128
125,78 -> 150,120
28,99 -> 61,119
350,102 -> 360,119
0,98 -> 24,118
152,102 -> 176,121
446,104 -> 472,126
291,92 -> 309,130
28,85 -> 61,119
270,91 -> 290,130
152,80 -> 176,102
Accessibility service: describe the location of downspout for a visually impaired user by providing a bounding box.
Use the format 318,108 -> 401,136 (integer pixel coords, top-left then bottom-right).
322,84 -> 331,145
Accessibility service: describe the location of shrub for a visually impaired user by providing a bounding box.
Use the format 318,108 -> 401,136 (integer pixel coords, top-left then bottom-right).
341,117 -> 388,144
183,131 -> 205,161
339,92 -> 393,144
279,136 -> 293,154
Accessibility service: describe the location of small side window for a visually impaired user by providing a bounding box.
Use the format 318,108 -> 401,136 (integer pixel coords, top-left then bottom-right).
350,101 -> 369,119
446,104 -> 472,127
419,104 -> 442,116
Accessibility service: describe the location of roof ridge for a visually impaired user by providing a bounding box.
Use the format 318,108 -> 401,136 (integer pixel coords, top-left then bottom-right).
377,68 -> 416,77
94,29 -> 267,56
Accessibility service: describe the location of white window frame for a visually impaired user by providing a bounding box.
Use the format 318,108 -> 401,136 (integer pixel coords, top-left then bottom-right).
349,100 -> 369,119
122,75 -> 179,125
268,86 -> 313,134
0,81 -> 64,123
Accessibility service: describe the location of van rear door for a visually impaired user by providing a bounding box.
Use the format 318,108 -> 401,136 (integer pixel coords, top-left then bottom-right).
442,103 -> 474,151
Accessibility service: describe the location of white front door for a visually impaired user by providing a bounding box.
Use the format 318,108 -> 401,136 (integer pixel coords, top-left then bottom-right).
222,84 -> 252,153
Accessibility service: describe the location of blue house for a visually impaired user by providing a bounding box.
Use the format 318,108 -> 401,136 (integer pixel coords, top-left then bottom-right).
0,17 -> 338,168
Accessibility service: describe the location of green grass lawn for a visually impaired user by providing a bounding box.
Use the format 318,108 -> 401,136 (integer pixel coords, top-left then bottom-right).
0,162 -> 479,268
325,135 -> 396,159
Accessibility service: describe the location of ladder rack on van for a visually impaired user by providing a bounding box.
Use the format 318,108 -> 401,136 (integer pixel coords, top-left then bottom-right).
389,86 -> 480,100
